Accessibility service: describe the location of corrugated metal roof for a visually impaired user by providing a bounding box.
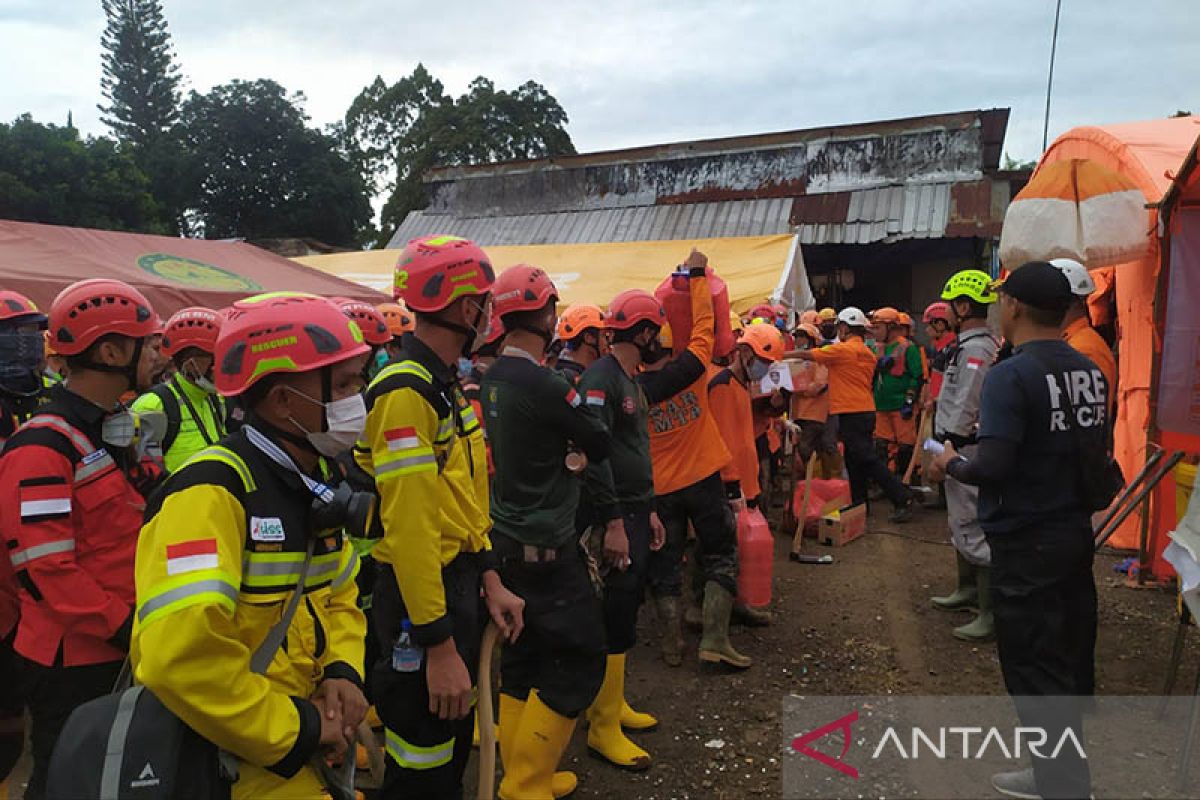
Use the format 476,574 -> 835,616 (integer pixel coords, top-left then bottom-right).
390,182 -> 964,248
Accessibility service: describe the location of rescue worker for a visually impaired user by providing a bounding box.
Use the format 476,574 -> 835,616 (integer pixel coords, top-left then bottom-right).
132,306 -> 226,473
816,307 -> 838,344
378,301 -> 416,362
357,235 -> 525,799
790,322 -> 841,479
927,270 -> 1000,641
482,265 -> 613,800
0,279 -> 162,800
870,307 -> 923,479
1052,257 -> 1117,400
555,304 -> 607,385
133,292 -> 370,798
922,301 -> 957,407
790,308 -> 916,521
643,253 -> 750,671
338,298 -> 393,380
931,262 -> 1105,800
576,286 -> 684,771
44,333 -> 68,383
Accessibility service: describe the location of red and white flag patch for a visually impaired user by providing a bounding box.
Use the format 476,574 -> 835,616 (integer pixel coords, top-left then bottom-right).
384,427 -> 420,451
166,539 -> 219,575
585,390 -> 606,407
19,483 -> 71,520
566,388 -> 581,408
966,357 -> 984,371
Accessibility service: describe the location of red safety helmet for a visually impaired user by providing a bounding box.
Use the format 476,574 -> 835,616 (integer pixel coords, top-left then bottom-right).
739,323 -> 785,362
606,289 -> 666,331
923,302 -> 952,325
484,311 -> 505,346
337,298 -> 391,347
215,292 -> 370,397
749,303 -> 776,321
492,264 -> 558,318
393,235 -> 495,313
0,291 -> 47,328
556,304 -> 605,341
377,302 -> 415,337
161,307 -> 221,358
48,279 -> 158,356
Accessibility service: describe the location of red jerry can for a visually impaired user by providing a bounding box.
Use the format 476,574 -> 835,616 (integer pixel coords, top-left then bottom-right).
655,266 -> 735,359
736,506 -> 773,608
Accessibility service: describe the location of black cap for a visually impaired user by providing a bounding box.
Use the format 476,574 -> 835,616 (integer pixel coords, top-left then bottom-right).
998,261 -> 1074,311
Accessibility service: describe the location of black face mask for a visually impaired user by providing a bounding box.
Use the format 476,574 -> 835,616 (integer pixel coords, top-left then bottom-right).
638,336 -> 667,365
0,329 -> 45,397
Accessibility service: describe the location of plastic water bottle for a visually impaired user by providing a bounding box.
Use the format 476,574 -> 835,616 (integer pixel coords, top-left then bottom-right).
391,619 -> 423,673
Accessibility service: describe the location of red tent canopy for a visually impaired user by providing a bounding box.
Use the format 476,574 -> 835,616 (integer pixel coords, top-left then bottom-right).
0,220 -> 386,318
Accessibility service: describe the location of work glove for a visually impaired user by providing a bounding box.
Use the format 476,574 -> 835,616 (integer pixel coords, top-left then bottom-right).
876,355 -> 895,375
900,399 -> 914,420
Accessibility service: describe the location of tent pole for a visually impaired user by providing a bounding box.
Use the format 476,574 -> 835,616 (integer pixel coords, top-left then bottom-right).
1042,0 -> 1063,151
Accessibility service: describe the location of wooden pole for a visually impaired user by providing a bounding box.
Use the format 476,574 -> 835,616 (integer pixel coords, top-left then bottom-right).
477,622 -> 500,800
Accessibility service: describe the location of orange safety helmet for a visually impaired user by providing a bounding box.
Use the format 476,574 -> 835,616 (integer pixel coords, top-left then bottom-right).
897,312 -> 914,329
393,235 -> 495,313
215,292 -> 370,397
795,322 -> 822,343
739,322 -> 785,362
799,309 -> 820,326
48,279 -> 158,356
871,306 -> 902,325
606,289 -> 666,331
336,298 -> 391,347
377,302 -> 415,336
0,290 -> 47,327
161,307 -> 221,358
556,304 -> 605,341
492,264 -> 558,318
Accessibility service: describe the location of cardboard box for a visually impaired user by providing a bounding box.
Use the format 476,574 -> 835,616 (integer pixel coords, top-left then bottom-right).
818,503 -> 867,547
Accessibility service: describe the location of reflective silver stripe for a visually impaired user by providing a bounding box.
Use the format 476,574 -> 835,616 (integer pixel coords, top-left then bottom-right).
242,554 -> 340,578
375,452 -> 438,476
75,452 -> 115,483
385,728 -> 455,769
100,687 -> 144,800
136,579 -> 239,622
25,415 -> 95,456
331,549 -> 359,590
10,538 -> 75,567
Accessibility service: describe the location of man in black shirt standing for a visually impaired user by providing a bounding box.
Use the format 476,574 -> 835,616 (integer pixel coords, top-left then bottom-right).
932,261 -> 1107,800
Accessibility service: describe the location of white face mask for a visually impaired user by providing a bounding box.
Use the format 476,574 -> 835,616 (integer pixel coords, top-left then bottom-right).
182,358 -> 217,394
101,408 -> 136,448
289,391 -> 368,458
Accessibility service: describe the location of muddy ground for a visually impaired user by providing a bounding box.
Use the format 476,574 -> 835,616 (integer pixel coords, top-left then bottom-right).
8,496 -> 1197,799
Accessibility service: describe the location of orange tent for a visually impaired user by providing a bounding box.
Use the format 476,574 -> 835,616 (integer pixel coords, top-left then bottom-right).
0,219 -> 386,317
1037,117 -> 1200,558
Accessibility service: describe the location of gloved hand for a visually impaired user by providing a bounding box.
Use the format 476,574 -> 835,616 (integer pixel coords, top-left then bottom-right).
900,399 -> 914,420
876,355 -> 895,374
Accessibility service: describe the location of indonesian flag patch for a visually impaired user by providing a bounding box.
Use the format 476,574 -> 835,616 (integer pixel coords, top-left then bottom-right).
566,388 -> 581,408
19,482 -> 71,522
384,427 -> 420,451
585,390 -> 606,407
166,539 -> 219,575
966,357 -> 984,371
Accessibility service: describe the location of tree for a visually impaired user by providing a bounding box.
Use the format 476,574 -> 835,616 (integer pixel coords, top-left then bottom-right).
1171,110 -> 1193,118
1001,152 -> 1037,171
179,80 -> 372,246
345,65 -> 576,238
98,0 -> 182,151
0,114 -> 165,232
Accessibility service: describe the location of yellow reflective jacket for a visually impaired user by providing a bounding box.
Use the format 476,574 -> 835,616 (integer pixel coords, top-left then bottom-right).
132,428 -> 364,799
133,374 -> 227,473
355,335 -> 491,646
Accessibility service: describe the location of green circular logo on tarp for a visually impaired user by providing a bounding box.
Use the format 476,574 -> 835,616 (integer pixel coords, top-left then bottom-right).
137,253 -> 262,292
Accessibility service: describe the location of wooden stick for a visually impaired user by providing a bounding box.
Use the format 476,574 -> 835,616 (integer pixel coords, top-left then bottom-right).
477,622 -> 500,800
903,411 -> 931,485
791,452 -> 818,555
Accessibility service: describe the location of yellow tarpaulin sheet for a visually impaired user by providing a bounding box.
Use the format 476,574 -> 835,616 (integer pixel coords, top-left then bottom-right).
294,234 -> 811,313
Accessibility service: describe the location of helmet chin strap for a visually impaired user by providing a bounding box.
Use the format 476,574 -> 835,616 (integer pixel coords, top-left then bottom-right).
81,337 -> 144,396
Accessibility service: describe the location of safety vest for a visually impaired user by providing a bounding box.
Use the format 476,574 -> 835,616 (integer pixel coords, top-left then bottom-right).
134,375 -> 227,473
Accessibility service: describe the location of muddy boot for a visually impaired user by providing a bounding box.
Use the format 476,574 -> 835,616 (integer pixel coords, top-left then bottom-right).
732,603 -> 772,627
683,602 -> 703,631
698,582 -> 752,670
953,567 -> 995,642
931,551 -> 978,610
896,444 -> 915,481
656,595 -> 684,667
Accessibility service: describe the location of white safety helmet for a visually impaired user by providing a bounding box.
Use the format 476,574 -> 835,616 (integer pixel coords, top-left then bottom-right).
837,307 -> 869,327
1049,258 -> 1095,297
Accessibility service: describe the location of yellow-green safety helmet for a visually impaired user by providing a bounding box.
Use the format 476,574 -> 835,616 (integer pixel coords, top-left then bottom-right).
941,269 -> 997,304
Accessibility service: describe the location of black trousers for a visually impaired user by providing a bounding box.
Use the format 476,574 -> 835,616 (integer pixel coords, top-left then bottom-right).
0,632 -> 24,783
600,505 -> 651,654
836,411 -> 910,507
989,524 -> 1096,799
493,533 -> 606,717
21,656 -> 123,800
373,554 -> 483,800
648,472 -> 739,599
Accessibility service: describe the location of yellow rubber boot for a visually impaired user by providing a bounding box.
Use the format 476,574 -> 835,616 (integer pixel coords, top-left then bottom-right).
499,690 -> 579,800
499,693 -> 577,798
586,654 -> 651,771
620,698 -> 658,732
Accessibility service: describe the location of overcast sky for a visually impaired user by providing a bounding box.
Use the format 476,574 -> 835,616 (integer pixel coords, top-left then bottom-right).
1,0 -> 1195,167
